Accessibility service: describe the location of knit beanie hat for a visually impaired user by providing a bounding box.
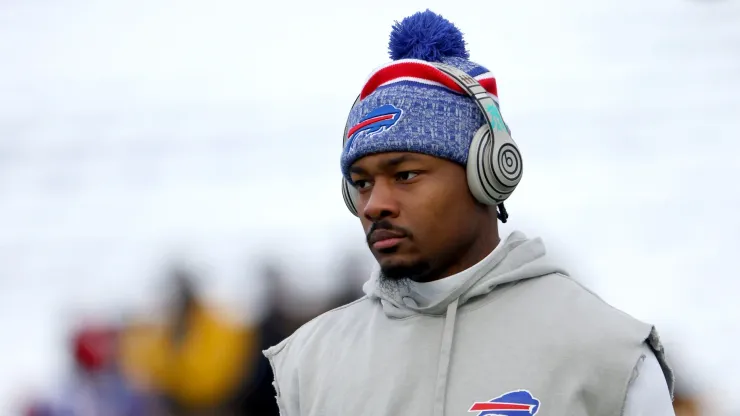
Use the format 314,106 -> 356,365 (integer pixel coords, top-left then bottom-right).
340,10 -> 509,181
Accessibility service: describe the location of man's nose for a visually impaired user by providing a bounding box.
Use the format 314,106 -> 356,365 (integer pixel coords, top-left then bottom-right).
362,181 -> 400,222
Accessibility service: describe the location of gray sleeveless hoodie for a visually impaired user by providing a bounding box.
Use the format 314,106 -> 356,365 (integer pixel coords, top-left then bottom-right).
264,231 -> 674,416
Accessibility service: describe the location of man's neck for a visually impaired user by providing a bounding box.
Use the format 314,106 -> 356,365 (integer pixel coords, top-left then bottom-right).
449,232 -> 501,277
413,228 -> 501,283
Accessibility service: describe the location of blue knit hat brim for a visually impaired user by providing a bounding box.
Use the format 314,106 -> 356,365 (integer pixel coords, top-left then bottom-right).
341,81 -> 486,180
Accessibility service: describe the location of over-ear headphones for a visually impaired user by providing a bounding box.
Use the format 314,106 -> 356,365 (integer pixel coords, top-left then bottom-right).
341,62 -> 523,222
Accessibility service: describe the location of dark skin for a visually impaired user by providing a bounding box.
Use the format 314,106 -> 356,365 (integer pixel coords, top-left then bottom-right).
349,152 -> 500,283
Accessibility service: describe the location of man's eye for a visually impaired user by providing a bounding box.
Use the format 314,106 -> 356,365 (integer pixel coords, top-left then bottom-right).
397,171 -> 419,181
353,180 -> 371,190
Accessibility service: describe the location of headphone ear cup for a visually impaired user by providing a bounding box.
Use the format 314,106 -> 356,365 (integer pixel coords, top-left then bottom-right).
466,125 -> 523,205
341,178 -> 359,217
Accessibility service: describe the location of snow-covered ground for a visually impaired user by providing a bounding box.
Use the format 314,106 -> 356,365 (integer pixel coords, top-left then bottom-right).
1,0 -> 738,413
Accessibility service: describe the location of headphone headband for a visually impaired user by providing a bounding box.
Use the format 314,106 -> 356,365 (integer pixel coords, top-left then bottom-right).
432,63 -> 510,135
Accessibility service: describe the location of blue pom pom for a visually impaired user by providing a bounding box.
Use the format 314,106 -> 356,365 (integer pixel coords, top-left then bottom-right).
388,10 -> 469,61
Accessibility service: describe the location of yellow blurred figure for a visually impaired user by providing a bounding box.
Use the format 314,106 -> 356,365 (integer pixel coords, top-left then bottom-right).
120,269 -> 257,410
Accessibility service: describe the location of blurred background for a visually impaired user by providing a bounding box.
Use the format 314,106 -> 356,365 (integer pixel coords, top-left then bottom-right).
1,0 -> 738,414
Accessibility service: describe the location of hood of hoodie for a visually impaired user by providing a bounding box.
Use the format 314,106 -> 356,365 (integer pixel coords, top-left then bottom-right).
362,230 -> 568,318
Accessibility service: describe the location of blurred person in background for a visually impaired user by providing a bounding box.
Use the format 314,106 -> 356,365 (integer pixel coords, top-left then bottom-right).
264,10 -> 675,416
47,323 -> 149,415
119,266 -> 257,416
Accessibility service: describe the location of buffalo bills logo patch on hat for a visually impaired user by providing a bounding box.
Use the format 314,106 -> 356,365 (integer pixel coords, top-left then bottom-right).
345,104 -> 402,151
469,390 -> 540,415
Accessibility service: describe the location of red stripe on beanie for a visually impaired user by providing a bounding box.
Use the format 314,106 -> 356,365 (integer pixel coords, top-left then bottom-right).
360,60 -> 498,100
477,77 -> 498,97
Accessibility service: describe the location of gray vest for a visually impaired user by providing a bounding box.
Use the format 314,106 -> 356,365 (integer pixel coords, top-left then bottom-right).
267,229 -> 674,416
265,272 -> 673,416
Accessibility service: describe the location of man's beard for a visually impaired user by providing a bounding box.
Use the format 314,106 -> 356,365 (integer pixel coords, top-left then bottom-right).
381,259 -> 430,280
377,259 -> 431,295
367,219 -> 431,291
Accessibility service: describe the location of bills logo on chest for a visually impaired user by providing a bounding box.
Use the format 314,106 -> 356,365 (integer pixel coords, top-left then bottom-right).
469,390 -> 540,415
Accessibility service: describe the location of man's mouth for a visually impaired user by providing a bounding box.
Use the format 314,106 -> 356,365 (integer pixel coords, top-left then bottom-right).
368,229 -> 406,250
372,237 -> 405,250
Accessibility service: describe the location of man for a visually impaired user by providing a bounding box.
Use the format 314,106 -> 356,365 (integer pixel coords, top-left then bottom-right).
264,10 -> 674,416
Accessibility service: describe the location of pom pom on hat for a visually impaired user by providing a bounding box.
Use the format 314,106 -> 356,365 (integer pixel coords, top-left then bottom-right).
388,10 -> 469,61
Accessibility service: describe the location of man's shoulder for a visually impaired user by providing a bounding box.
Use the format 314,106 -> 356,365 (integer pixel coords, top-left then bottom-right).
525,273 -> 673,389
523,272 -> 651,331
510,273 -> 674,401
564,272 -> 674,398
263,296 -> 373,361
476,272 -> 657,355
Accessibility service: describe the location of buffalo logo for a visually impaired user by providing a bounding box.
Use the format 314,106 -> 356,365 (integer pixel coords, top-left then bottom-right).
345,104 -> 403,151
469,390 -> 540,416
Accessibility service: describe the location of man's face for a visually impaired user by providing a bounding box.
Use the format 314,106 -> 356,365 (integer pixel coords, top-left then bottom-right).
349,152 -> 487,282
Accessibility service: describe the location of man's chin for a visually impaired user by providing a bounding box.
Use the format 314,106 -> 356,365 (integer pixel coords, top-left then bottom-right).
378,257 -> 430,281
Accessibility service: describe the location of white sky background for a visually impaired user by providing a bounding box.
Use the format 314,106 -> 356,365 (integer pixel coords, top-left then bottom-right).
1,0 -> 739,413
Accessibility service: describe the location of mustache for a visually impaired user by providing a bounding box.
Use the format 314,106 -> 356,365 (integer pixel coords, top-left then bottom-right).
366,220 -> 411,244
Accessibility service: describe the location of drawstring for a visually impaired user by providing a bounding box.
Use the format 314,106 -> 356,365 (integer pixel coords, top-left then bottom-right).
433,297 -> 460,416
